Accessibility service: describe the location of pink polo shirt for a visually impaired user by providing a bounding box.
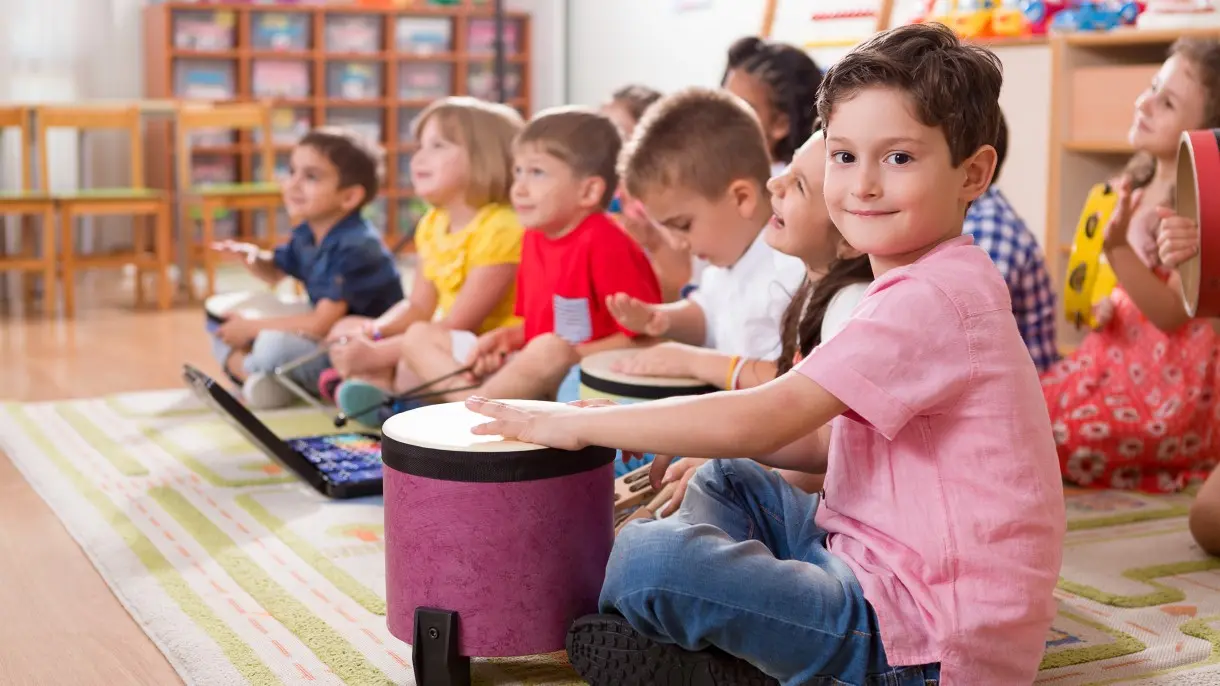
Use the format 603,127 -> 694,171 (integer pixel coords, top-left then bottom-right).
796,235 -> 1065,685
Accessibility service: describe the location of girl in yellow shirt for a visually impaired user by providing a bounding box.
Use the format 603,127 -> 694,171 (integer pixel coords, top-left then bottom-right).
325,97 -> 525,420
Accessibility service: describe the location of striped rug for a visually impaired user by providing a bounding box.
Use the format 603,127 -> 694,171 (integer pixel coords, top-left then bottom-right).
3,390 -> 1220,685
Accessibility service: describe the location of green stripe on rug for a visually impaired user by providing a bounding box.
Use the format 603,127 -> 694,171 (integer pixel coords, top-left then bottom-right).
1081,614 -> 1220,685
6,406 -> 277,684
54,404 -> 150,476
1059,557 -> 1220,608
1039,607 -> 1145,671
235,493 -> 386,616
149,487 -> 394,685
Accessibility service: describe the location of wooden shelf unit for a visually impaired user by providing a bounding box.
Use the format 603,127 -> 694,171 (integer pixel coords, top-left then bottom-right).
1046,28 -> 1220,349
143,0 -> 532,246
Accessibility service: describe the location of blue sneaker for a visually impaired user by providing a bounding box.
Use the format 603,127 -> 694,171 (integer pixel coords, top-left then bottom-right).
337,381 -> 425,429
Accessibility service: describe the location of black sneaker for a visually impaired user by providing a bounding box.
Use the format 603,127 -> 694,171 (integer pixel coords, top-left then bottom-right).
565,614 -> 779,686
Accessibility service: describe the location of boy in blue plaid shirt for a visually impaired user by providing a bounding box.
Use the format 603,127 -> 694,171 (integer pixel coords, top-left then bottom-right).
964,112 -> 1058,372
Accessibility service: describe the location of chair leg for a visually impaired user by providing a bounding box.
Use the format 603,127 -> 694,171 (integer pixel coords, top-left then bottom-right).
20,215 -> 36,310
41,207 -> 57,317
155,204 -> 172,310
202,202 -> 217,299
60,209 -> 76,318
133,213 -> 147,308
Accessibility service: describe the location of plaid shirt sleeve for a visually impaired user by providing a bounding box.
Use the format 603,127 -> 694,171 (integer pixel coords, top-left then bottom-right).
965,189 -> 1059,373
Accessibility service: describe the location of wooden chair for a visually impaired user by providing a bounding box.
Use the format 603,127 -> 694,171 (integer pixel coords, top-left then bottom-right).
36,105 -> 172,316
0,107 -> 57,314
176,101 -> 284,300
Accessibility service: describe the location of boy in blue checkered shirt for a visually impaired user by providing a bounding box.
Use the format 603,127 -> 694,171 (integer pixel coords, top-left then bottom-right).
210,127 -> 404,408
964,112 -> 1058,371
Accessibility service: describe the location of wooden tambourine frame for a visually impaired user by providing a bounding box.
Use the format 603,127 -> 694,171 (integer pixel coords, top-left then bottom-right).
1063,182 -> 1120,329
1174,129 -> 1220,317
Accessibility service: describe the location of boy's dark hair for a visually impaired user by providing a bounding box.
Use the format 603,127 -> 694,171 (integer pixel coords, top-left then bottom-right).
611,84 -> 663,123
723,37 -> 822,165
816,22 -> 1003,168
994,109 -> 1008,182
516,106 -> 621,209
777,257 -> 873,375
621,87 -> 772,201
298,126 -> 385,209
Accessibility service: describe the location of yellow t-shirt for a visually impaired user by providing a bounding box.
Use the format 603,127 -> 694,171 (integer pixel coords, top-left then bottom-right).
414,203 -> 524,334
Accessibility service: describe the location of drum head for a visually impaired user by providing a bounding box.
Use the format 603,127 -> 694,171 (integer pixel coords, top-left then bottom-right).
205,290 -> 311,321
1177,134 -> 1202,317
580,348 -> 712,390
380,400 -> 616,483
382,399 -> 554,453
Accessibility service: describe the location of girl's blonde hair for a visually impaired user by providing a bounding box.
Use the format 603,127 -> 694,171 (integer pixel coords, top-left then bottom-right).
411,96 -> 524,207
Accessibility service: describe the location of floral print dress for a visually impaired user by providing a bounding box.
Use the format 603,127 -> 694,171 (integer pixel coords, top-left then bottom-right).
1041,281 -> 1220,493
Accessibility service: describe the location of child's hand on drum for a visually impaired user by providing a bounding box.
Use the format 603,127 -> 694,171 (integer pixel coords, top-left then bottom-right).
467,397 -> 584,450
216,314 -> 259,348
611,342 -> 695,378
607,293 -> 670,336
1092,297 -> 1115,330
211,240 -> 259,264
1156,206 -> 1200,268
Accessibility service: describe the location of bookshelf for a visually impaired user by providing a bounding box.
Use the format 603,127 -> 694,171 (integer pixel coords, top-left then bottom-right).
1046,27 -> 1220,350
143,0 -> 532,247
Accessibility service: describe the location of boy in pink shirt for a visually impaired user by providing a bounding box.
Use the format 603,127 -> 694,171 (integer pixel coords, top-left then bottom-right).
465,23 -> 1065,686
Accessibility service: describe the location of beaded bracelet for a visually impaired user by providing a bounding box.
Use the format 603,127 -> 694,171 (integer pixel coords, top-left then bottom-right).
724,355 -> 742,391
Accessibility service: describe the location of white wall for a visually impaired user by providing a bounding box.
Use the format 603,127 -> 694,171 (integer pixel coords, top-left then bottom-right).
567,0 -> 1052,248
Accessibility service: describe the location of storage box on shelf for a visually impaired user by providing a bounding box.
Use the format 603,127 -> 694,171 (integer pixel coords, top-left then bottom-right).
1046,27 -> 1220,351
143,0 -> 531,250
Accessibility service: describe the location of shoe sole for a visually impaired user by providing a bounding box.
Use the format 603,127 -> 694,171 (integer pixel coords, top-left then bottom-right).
335,381 -> 389,428
565,615 -> 779,686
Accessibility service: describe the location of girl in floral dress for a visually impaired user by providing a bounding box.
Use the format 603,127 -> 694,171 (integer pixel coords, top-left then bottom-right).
1042,38 -> 1220,494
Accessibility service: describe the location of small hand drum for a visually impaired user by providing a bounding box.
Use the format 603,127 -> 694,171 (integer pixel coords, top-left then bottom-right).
380,401 -> 616,683
205,290 -> 311,334
1174,129 -> 1220,317
578,348 -> 718,403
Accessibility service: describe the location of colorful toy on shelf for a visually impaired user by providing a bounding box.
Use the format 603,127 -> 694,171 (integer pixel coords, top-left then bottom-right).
1019,0 -> 1069,33
1063,182 -> 1120,330
1045,0 -> 1142,31
991,0 -> 1033,33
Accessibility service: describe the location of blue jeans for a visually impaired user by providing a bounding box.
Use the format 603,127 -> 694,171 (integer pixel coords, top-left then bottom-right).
210,330 -> 330,393
602,459 -> 941,686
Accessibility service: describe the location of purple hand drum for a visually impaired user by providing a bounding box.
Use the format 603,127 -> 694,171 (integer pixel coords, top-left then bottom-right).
380,400 -> 616,683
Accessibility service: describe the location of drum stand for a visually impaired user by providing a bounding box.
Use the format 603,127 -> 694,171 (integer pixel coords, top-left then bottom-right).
412,608 -> 470,686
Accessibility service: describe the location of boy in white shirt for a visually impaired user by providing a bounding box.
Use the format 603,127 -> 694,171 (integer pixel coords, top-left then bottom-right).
605,87 -> 806,388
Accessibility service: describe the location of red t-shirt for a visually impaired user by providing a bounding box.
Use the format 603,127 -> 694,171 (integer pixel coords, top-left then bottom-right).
515,212 -> 662,344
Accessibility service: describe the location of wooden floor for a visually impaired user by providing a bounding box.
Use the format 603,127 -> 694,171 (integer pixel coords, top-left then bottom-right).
0,277 -> 217,685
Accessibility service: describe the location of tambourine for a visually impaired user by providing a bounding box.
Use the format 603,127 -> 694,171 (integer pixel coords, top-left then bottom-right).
1063,182 -> 1120,329
1174,129 -> 1220,317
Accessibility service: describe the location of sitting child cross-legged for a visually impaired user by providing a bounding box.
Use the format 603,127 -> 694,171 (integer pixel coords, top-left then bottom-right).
381,107 -> 661,417
210,127 -> 403,409
327,97 -> 525,423
466,24 -> 1065,686
603,88 -> 806,391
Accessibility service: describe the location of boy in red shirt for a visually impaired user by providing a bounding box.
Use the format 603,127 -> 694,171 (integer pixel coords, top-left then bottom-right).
393,106 -> 661,410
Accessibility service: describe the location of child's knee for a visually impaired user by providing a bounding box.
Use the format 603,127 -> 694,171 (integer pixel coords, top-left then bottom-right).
246,330 -> 318,374
402,321 -> 449,353
521,333 -> 578,366
603,520 -> 692,604
1189,499 -> 1220,556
